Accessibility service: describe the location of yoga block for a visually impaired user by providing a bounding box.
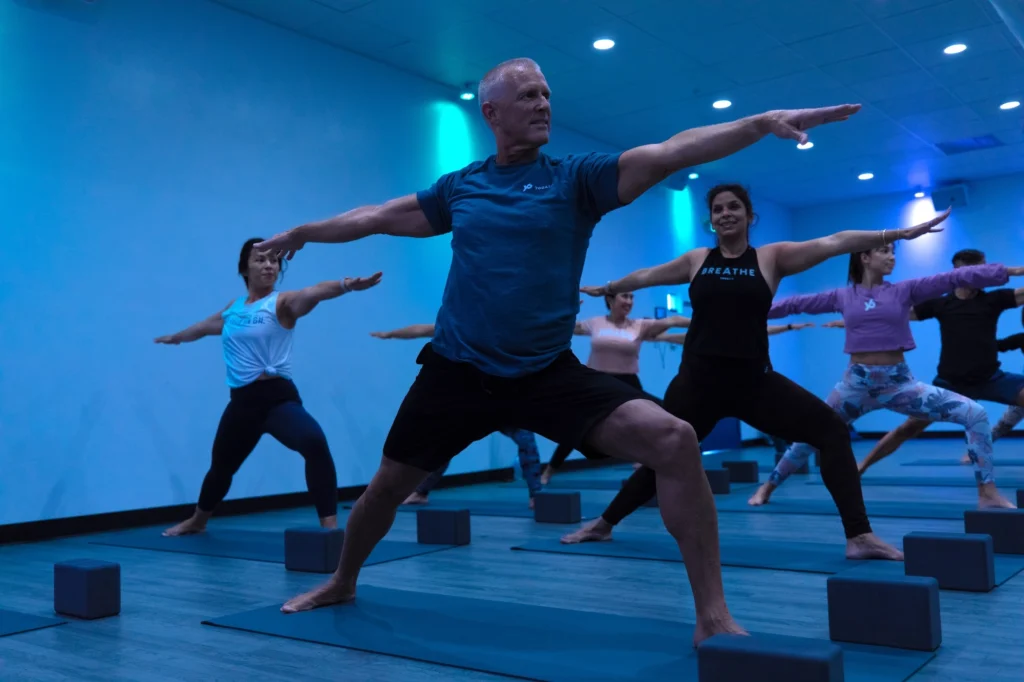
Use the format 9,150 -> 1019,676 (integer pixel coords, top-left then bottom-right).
284,527 -> 344,573
964,509 -> 1024,554
53,559 -> 120,620
705,468 -> 731,494
827,574 -> 941,651
1017,489 -> 1023,508
534,492 -> 582,524
416,508 -> 471,545
698,633 -> 844,682
722,460 -> 759,483
904,531 -> 995,592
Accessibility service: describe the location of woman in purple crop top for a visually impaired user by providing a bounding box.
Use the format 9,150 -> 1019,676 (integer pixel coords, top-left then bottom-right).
755,244 -> 1024,509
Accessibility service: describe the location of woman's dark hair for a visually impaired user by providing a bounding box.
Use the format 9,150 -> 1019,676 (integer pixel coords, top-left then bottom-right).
952,248 -> 984,267
705,184 -> 758,240
238,238 -> 287,288
847,243 -> 896,285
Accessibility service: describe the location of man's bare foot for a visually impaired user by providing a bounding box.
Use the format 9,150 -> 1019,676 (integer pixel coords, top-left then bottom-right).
403,492 -> 429,505
162,518 -> 206,537
978,483 -> 1017,509
846,533 -> 904,560
693,616 -> 748,648
560,518 -> 612,544
747,482 -> 776,506
281,578 -> 355,614
540,466 -> 552,485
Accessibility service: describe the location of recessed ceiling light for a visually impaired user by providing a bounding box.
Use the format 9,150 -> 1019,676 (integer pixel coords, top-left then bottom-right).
688,172 -> 699,180
858,172 -> 874,181
459,91 -> 475,101
712,99 -> 732,109
943,43 -> 967,55
593,38 -> 615,50
797,141 -> 814,150
914,191 -> 925,198
1000,100 -> 1020,110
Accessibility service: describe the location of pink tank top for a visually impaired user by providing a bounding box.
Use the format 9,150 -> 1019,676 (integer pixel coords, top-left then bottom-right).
581,316 -> 655,375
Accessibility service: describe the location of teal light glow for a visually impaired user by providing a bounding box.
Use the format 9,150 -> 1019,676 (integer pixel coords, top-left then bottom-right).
669,187 -> 699,255
666,294 -> 682,312
432,101 -> 474,177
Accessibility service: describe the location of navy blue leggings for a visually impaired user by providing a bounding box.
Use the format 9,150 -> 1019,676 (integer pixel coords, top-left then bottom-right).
198,378 -> 338,518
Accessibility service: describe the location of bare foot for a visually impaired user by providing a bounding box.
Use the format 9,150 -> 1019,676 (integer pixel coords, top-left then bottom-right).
978,484 -> 1017,509
560,519 -> 612,544
747,482 -> 776,506
846,533 -> 904,560
403,492 -> 429,505
540,466 -> 552,485
693,616 -> 748,648
960,453 -> 972,465
162,518 -> 207,537
281,579 -> 355,614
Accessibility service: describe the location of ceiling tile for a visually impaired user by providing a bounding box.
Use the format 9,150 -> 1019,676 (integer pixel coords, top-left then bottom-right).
901,24 -> 1013,67
712,47 -> 812,86
849,70 -> 945,102
872,88 -> 962,119
819,49 -> 922,85
786,23 -> 898,65
850,0 -> 958,20
872,0 -> 995,44
752,1 -> 868,44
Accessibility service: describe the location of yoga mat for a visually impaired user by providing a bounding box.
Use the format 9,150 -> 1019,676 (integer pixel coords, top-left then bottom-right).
342,498 -> 607,521
513,534 -> 882,575
88,528 -> 456,566
532,477 -> 626,490
203,586 -> 934,682
0,609 -> 66,637
903,458 -> 1024,467
810,475 -> 1024,488
714,496 -> 969,520
844,554 -> 1024,588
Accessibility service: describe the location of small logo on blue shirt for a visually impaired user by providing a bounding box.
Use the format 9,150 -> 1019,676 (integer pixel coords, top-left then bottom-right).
522,183 -> 552,192
864,299 -> 876,311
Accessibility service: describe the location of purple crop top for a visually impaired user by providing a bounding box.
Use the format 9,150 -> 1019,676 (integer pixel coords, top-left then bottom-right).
768,263 -> 1009,354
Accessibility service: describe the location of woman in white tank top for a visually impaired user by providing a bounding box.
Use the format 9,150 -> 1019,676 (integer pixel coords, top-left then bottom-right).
154,238 -> 381,537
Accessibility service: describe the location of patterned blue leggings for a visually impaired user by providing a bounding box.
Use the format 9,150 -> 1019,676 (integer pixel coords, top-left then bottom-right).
771,363 -> 995,485
416,429 -> 543,497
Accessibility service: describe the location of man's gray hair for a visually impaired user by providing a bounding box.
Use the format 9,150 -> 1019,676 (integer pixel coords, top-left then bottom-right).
477,58 -> 541,105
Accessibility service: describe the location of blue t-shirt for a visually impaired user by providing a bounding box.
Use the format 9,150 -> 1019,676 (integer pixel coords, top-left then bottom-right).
416,151 -> 623,377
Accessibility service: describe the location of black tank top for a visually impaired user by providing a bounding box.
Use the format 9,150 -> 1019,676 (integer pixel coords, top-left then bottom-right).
683,246 -> 775,363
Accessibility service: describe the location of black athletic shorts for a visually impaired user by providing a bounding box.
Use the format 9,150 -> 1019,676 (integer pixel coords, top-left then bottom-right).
383,343 -> 652,472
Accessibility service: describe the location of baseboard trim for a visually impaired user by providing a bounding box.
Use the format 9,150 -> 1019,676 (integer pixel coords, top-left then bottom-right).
743,431 -> 1023,447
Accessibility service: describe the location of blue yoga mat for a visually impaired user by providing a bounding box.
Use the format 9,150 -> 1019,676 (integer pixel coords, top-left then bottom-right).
0,609 -> 66,638
713,496 -> 969,520
342,498 -> 607,521
903,458 -> 1024,467
512,534 -> 892,575
203,586 -> 934,681
534,477 -> 626,490
88,528 -> 456,567
842,554 -> 1024,588
810,475 -> 1024,488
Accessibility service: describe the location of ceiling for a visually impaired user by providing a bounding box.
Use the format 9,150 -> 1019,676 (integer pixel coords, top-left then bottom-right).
209,0 -> 1024,207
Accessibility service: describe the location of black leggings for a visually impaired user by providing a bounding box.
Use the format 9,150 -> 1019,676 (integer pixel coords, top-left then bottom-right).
198,378 -> 338,518
548,372 -> 646,468
602,355 -> 872,539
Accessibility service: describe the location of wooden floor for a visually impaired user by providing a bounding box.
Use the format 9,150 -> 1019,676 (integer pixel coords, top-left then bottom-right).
2,440 -> 1022,681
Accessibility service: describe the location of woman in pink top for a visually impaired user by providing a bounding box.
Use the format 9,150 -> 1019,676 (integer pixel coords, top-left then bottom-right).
540,292 -> 689,483
753,242 -> 1024,509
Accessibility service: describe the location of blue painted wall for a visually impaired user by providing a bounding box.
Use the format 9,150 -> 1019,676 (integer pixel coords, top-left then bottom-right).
0,0 -> 801,523
777,174 -> 1024,433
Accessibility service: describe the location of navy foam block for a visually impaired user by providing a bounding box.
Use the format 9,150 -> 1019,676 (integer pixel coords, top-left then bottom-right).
705,468 -> 731,495
53,559 -> 120,620
417,508 -> 471,545
722,460 -> 759,483
534,492 -> 582,524
904,531 -> 995,592
1018,489 -> 1023,508
827,574 -> 941,651
698,633 -> 844,682
284,527 -> 344,573
964,509 -> 1024,554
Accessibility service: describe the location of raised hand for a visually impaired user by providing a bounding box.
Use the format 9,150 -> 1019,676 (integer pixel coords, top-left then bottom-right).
759,104 -> 862,145
344,272 -> 383,292
370,331 -> 391,339
255,229 -> 306,261
822,319 -> 845,329
580,284 -> 610,297
154,335 -> 180,345
898,207 -> 951,241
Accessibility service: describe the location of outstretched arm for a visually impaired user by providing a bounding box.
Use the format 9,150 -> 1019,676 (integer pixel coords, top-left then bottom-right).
154,304 -> 229,344
582,249 -> 706,299
763,208 -> 951,279
371,324 -> 435,340
616,105 -> 862,204
997,333 -> 1024,353
278,273 -> 382,325
641,315 -> 691,339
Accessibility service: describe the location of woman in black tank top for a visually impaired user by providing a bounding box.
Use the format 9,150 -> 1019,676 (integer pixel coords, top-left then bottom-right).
564,184 -> 945,560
